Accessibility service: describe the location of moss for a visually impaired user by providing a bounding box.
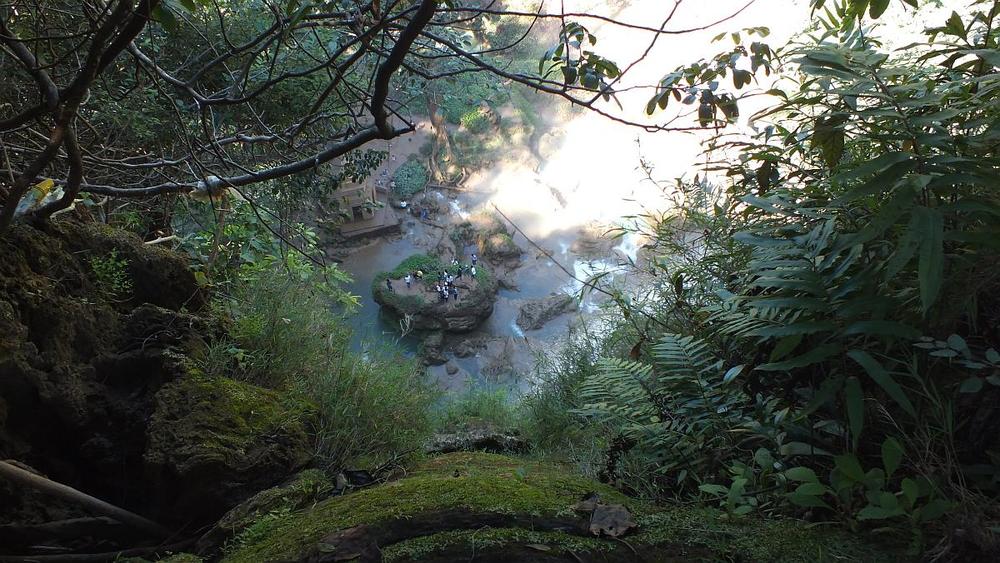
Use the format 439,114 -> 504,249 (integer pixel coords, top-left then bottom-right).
222,452 -> 906,563
384,529 -> 611,561
147,370 -> 315,463
223,452 -> 630,562
144,370 -> 317,522
155,554 -> 204,563
213,469 -> 335,553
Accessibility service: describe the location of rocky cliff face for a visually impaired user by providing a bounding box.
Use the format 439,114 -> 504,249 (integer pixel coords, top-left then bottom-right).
0,222 -> 313,535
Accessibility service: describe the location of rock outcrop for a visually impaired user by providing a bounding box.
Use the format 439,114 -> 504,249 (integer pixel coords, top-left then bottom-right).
0,221 -> 311,535
516,294 -> 578,331
144,371 -> 316,525
373,256 -> 499,333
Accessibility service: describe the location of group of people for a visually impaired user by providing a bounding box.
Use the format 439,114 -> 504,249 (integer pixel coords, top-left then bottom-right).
388,254 -> 481,303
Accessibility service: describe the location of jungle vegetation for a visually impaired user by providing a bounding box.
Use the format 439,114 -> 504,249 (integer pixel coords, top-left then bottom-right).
2,0 -> 999,559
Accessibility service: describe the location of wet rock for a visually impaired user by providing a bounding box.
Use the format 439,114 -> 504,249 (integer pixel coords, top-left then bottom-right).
482,232 -> 523,267
449,337 -> 487,358
480,337 -> 517,379
570,224 -> 617,259
588,504 -> 637,538
494,269 -> 519,290
144,372 -> 316,526
420,331 -> 448,366
516,294 -> 578,331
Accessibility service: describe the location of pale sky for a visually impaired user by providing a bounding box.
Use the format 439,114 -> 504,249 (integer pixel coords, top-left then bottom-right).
474,0 -> 954,239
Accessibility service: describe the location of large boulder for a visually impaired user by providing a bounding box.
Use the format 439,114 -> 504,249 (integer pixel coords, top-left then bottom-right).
144,371 -> 316,525
373,255 -> 499,333
420,331 -> 448,366
0,221 -> 208,525
482,232 -> 523,267
516,294 -> 578,331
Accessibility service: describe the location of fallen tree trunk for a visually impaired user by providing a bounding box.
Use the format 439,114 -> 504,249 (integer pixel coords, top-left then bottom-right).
0,540 -> 194,563
0,460 -> 170,538
0,516 -> 134,547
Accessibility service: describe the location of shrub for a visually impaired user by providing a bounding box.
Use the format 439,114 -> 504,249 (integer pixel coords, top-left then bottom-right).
301,341 -> 436,470
460,108 -> 491,134
205,264 -> 436,469
436,387 -> 521,432
392,159 -> 428,198
89,249 -> 133,300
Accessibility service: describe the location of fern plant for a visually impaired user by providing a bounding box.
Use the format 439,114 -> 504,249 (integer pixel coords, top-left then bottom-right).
575,334 -> 785,493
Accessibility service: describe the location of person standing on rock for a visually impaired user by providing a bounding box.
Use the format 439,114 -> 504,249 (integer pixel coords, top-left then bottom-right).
451,286 -> 459,301
404,273 -> 412,289
471,265 -> 477,278
471,253 -> 478,266
385,279 -> 394,293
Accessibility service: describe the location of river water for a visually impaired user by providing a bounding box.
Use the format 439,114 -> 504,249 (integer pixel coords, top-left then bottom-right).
335,143 -> 646,394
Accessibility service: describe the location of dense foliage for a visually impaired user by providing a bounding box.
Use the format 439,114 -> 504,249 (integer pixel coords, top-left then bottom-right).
523,3 -> 1000,556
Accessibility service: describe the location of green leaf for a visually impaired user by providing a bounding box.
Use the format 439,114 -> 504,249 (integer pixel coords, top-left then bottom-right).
916,207 -> 944,314
152,4 -> 179,32
785,466 -> 819,482
944,11 -> 966,40
845,376 -> 864,448
842,321 -> 920,340
768,334 -> 803,362
847,350 -> 916,418
833,151 -> 911,182
722,364 -> 745,384
757,344 -> 840,371
788,492 -> 832,509
985,348 -> 1000,364
959,377 -> 984,393
699,484 -> 728,496
868,0 -> 889,18
946,334 -> 968,352
917,499 -> 950,522
780,441 -> 834,457
881,437 -> 904,478
795,482 -> 828,496
834,454 -> 866,482
901,478 -> 919,507
857,505 -> 905,520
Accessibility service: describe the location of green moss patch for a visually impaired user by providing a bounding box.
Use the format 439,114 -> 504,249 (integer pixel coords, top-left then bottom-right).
144,370 -> 317,523
222,452 -> 904,562
222,452 -> 628,562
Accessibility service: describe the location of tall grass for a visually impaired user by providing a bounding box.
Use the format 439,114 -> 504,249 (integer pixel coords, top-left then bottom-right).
205,263 -> 437,470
